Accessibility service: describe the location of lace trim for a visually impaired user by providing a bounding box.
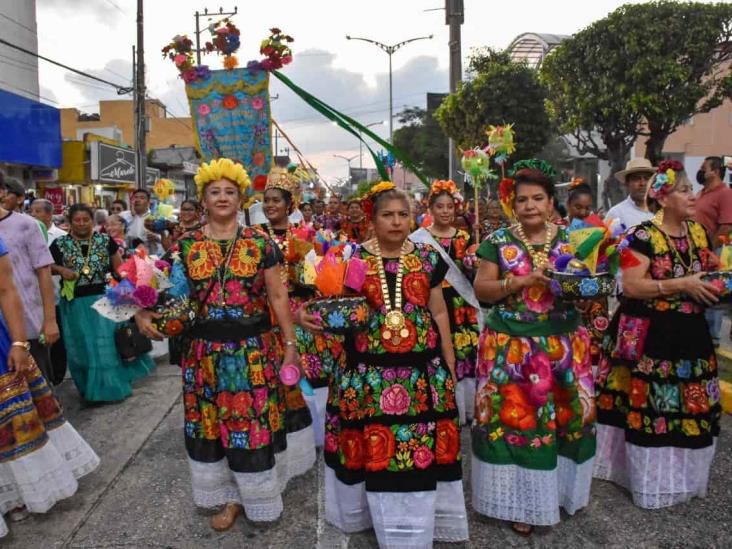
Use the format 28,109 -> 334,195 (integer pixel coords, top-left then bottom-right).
593,424 -> 716,509
471,454 -> 594,525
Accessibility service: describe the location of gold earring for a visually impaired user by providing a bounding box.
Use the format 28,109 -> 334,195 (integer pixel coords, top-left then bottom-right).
652,208 -> 664,226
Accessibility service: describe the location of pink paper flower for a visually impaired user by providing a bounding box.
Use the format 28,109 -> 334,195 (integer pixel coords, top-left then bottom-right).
380,384 -> 411,415
182,69 -> 197,84
251,96 -> 264,110
198,103 -> 211,116
132,285 -> 157,308
413,445 -> 434,470
174,53 -> 187,67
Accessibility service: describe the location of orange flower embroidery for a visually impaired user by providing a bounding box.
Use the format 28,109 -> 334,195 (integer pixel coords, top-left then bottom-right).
229,239 -> 261,278
364,424 -> 396,472
187,240 -> 222,280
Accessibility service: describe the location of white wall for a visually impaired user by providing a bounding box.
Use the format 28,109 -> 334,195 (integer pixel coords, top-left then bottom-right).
0,0 -> 39,101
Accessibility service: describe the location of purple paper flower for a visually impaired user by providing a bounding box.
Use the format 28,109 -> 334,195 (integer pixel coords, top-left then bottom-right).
132,285 -> 158,308
246,60 -> 262,73
154,260 -> 171,272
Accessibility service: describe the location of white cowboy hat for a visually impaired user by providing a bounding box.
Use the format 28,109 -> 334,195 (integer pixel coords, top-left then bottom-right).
614,158 -> 656,183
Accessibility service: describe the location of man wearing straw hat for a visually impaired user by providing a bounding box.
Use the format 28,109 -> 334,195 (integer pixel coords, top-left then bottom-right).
604,158 -> 656,230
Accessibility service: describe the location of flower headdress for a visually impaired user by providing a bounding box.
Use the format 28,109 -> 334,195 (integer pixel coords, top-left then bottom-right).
362,181 -> 396,218
648,159 -> 684,200
194,158 -> 251,198
498,159 -> 557,220
428,179 -> 463,204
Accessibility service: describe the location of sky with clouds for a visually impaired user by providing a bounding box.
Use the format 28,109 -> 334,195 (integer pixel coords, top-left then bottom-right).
29,0 -> 710,181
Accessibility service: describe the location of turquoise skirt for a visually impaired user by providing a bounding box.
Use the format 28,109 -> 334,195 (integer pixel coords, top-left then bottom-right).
59,295 -> 155,402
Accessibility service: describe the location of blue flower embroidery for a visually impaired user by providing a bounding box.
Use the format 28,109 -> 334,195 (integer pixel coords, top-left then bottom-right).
396,425 -> 412,442
327,310 -> 346,329
579,277 -> 599,297
676,360 -> 692,379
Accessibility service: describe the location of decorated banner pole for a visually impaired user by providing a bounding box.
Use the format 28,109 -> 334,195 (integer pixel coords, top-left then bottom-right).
461,148 -> 495,243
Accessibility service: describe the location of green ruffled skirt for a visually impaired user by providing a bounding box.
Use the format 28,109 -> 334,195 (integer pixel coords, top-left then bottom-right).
60,295 -> 155,402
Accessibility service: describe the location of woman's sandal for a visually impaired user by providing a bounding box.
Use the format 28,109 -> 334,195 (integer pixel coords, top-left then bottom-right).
511,522 -> 534,536
211,503 -> 243,531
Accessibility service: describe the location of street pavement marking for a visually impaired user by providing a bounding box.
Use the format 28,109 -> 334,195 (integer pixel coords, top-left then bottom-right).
315,450 -> 350,549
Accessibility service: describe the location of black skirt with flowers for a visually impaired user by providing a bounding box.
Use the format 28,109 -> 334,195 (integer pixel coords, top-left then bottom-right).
323,244 -> 463,492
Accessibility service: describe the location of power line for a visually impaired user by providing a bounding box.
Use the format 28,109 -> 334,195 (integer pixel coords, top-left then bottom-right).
102,0 -> 127,14
0,78 -> 57,104
0,37 -> 131,94
0,11 -> 37,35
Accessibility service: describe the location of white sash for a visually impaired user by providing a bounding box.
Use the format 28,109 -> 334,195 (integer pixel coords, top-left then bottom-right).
409,228 -> 483,325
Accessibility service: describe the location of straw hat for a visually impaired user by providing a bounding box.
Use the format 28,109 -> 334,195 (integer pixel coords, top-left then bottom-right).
614,158 -> 655,183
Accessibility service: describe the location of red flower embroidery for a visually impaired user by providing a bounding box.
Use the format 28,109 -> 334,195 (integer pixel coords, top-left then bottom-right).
361,276 -> 382,308
629,378 -> 648,409
403,272 -> 429,306
435,419 -> 460,464
222,94 -> 238,110
381,318 -> 417,353
340,428 -> 364,470
683,383 -> 710,414
364,424 -> 396,472
498,384 -> 536,430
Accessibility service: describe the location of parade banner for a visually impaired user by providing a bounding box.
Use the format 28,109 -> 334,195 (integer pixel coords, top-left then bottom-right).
186,68 -> 271,189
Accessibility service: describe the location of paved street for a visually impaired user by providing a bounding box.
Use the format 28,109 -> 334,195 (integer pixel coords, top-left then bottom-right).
3,359 -> 731,549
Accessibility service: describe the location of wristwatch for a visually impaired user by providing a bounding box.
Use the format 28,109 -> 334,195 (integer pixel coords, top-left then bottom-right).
11,341 -> 31,352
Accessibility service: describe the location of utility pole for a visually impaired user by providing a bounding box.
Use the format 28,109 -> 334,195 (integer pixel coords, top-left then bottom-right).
135,0 -> 146,190
194,6 -> 238,65
446,0 -> 463,182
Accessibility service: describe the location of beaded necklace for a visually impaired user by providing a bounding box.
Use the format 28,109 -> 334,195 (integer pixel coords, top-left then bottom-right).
514,222 -> 553,268
266,223 -> 293,287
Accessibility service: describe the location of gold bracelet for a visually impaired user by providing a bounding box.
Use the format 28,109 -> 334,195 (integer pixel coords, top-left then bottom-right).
500,279 -> 508,293
506,277 -> 512,293
11,341 -> 30,352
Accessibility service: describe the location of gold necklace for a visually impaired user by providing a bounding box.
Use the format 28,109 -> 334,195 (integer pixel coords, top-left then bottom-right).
266,223 -> 293,287
73,234 -> 95,277
373,239 -> 409,344
655,221 -> 695,273
514,222 -> 553,268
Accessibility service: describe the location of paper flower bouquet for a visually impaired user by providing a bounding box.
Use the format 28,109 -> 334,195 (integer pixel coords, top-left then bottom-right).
299,243 -> 372,334
546,214 -> 623,300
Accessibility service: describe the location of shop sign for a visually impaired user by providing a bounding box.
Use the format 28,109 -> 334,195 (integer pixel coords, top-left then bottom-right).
182,161 -> 199,174
91,142 -> 136,183
146,168 -> 161,187
44,187 -> 65,214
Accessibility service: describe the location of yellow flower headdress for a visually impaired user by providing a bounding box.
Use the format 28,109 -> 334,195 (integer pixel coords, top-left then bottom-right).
362,181 -> 396,217
428,179 -> 463,204
194,158 -> 251,198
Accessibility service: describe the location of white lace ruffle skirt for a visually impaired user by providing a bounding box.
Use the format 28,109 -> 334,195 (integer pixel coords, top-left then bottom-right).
456,377 -> 476,425
304,387 -> 328,448
324,467 -> 469,548
188,426 -> 316,522
593,423 -> 716,509
0,421 -> 100,537
471,453 -> 594,526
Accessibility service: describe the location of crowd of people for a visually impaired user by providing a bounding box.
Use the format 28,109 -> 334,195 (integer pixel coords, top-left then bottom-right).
0,154 -> 726,546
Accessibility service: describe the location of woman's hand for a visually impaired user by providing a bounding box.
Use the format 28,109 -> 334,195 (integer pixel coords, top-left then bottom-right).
683,272 -> 720,306
445,353 -> 457,383
283,345 -> 301,373
58,267 -> 79,281
515,268 -> 550,290
7,346 -> 31,374
295,306 -> 322,332
134,309 -> 165,340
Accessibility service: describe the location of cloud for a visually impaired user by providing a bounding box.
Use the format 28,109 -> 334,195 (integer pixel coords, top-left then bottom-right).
62,58 -> 133,106
37,0 -> 126,26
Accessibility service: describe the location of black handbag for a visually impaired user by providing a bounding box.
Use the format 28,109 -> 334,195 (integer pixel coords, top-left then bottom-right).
114,321 -> 153,362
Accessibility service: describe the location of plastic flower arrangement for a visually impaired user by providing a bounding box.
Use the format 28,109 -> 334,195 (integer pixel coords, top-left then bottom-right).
204,18 -> 241,70
461,148 -> 496,183
486,124 -> 516,165
194,158 -> 251,199
259,27 -> 294,71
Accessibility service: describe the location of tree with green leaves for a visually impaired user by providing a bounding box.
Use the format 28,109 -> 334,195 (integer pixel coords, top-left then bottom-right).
542,1 -> 732,172
392,107 -> 449,180
435,49 -> 552,162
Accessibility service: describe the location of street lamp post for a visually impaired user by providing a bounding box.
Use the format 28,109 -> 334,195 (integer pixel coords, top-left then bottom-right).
346,34 -> 433,143
358,120 -> 387,169
333,154 -> 359,188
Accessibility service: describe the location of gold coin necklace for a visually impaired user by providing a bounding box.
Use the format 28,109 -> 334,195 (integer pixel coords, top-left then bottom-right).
74,235 -> 95,277
374,239 -> 409,344
514,221 -> 553,268
267,223 -> 293,287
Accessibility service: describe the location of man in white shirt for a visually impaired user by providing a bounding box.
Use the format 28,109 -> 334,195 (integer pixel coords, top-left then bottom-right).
604,158 -> 656,230
30,199 -> 67,244
122,189 -> 162,255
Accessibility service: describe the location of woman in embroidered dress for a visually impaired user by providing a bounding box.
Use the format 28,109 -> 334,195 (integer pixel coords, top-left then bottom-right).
594,160 -> 721,508
472,161 -> 595,535
0,235 -> 99,537
257,168 -> 342,448
341,199 -> 373,243
325,182 -> 468,548
136,159 -> 314,530
50,204 -> 154,402
411,180 -> 480,425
